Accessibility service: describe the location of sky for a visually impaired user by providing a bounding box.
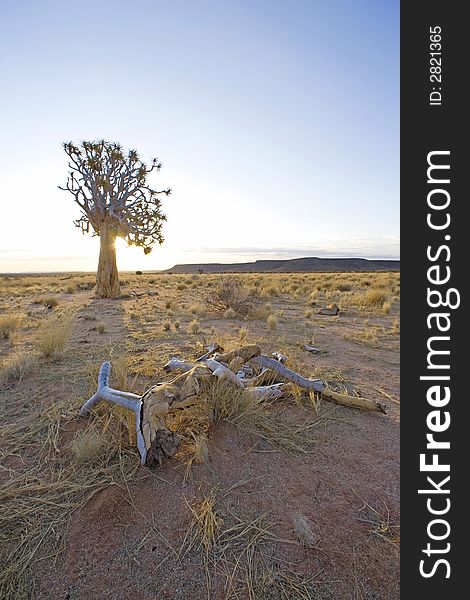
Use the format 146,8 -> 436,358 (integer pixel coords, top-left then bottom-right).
0,0 -> 399,273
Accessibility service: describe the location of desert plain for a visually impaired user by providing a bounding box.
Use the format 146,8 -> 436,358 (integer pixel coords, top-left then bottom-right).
0,270 -> 400,600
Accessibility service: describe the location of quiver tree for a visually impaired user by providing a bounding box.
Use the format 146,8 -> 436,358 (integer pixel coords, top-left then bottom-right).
60,140 -> 171,298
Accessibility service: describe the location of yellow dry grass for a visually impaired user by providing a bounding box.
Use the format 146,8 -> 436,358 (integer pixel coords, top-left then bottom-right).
0,401 -> 138,599
0,352 -> 37,385
0,313 -> 23,339
179,487 -> 330,600
36,311 -> 75,359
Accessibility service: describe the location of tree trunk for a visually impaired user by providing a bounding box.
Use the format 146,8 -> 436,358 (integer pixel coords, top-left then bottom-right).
96,224 -> 120,298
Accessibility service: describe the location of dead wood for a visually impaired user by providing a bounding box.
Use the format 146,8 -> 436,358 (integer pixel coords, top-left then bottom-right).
214,345 -> 261,364
79,343 -> 387,467
322,389 -> 387,413
146,429 -> 181,466
251,355 -> 324,393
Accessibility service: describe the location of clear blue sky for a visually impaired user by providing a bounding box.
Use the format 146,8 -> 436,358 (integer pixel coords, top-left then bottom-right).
0,0 -> 399,272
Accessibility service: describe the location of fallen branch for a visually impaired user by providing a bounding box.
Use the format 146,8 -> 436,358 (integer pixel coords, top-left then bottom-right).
196,343 -> 224,362
79,363 -> 198,465
251,355 -> 324,393
251,353 -> 385,413
321,389 -> 387,414
79,362 -> 147,463
163,357 -> 194,373
214,345 -> 261,364
79,344 -> 387,467
244,384 -> 285,401
206,359 -> 244,388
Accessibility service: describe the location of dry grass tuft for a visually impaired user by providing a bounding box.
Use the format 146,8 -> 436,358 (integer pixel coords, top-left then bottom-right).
36,312 -> 75,359
248,564 -> 330,600
189,303 -> 205,317
248,302 -> 272,321
0,314 -> 23,339
95,321 -> 106,333
344,327 -> 379,347
0,352 -> 38,385
111,354 -> 129,389
0,401 -> 138,599
362,288 -> 388,307
40,296 -> 59,309
239,326 -> 248,343
190,433 -> 210,465
308,290 -> 318,305
82,311 -> 97,321
204,276 -> 255,315
267,313 -> 278,330
187,380 -> 326,456
71,429 -> 109,463
188,319 -> 200,334
180,493 -> 329,600
357,496 -> 400,547
264,284 -> 280,297
185,487 -> 223,553
181,432 -> 210,478
224,307 -> 237,319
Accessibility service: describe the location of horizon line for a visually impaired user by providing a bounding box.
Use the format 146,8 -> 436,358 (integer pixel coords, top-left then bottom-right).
0,254 -> 400,276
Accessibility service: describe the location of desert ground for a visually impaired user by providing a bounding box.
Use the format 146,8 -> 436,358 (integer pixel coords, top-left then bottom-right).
0,271 -> 400,600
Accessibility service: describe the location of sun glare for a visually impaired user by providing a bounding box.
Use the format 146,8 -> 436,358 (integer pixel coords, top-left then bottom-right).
114,237 -> 173,272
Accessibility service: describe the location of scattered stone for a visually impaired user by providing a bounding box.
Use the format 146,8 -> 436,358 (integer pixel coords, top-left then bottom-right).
303,345 -> 321,354
318,303 -> 340,316
293,514 -> 316,548
272,352 -> 288,364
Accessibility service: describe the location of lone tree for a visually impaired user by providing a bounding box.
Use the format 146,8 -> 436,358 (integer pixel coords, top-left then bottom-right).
60,140 -> 171,298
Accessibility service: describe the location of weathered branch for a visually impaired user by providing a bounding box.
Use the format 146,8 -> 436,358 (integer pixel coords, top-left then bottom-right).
206,359 -> 244,388
321,389 -> 387,414
251,355 -> 324,393
80,345 -> 387,468
244,384 -> 285,401
79,362 -> 147,463
163,357 -> 194,373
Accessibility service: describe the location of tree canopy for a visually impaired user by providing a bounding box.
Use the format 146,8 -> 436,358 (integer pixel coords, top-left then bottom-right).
60,140 -> 171,254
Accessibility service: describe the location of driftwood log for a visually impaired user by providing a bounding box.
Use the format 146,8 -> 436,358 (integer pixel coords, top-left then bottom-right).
79,345 -> 386,466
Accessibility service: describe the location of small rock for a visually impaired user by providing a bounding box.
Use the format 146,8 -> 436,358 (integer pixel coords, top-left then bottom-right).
303,345 -> 321,354
318,303 -> 340,316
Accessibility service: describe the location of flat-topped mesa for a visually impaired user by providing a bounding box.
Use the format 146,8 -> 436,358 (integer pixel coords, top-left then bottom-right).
164,257 -> 400,274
